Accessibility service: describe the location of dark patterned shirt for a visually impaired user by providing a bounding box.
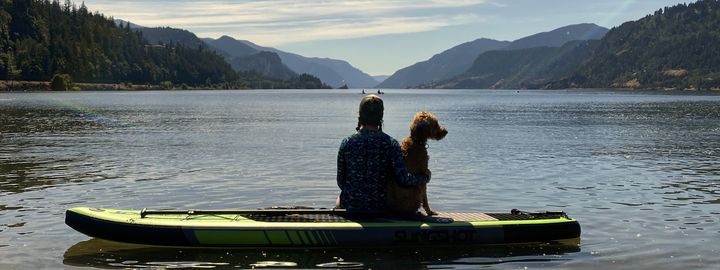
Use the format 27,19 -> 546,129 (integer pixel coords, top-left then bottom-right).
337,129 -> 429,211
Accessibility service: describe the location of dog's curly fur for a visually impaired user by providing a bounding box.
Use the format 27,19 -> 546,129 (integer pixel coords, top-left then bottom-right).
386,111 -> 448,215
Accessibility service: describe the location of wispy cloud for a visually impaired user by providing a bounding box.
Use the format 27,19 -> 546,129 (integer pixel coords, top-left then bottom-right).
84,0 -> 489,45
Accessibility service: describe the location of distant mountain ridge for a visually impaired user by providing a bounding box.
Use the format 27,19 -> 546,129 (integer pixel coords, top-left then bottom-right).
379,23 -> 608,89
137,27 -> 207,49
436,1 -> 720,90
201,36 -> 257,58
228,51 -> 296,80
113,19 -> 143,29
503,23 -> 608,50
434,40 -> 599,89
378,38 -> 510,88
372,75 -> 390,83
134,28 -> 296,80
204,36 -> 378,88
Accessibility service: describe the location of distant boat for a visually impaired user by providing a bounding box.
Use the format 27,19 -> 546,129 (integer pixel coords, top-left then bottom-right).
376,89 -> 384,95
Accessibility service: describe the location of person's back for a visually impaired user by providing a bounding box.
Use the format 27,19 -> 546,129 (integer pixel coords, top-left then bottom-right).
337,129 -> 397,211
336,95 -> 428,212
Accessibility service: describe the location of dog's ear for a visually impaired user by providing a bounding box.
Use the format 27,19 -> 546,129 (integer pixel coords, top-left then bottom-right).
411,113 -> 431,139
425,113 -> 448,140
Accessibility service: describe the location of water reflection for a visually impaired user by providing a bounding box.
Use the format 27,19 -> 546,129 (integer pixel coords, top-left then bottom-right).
0,105 -> 110,134
0,105 -> 118,194
2,90 -> 720,269
64,239 -> 580,269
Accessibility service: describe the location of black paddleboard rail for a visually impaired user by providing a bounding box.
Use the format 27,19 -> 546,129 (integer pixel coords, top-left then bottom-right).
511,209 -> 569,219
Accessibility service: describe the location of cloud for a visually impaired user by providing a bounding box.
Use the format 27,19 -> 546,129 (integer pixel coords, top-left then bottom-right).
84,0 -> 489,45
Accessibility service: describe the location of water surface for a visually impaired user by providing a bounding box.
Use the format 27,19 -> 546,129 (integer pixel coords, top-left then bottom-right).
1,89 -> 719,269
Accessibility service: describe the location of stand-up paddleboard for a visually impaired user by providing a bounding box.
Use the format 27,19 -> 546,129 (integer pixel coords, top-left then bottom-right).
65,207 -> 580,247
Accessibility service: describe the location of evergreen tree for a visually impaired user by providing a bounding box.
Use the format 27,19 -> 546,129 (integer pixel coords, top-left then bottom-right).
0,0 -> 338,89
0,0 -> 238,85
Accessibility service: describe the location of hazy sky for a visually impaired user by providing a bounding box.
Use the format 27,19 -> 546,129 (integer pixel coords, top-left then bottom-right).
84,0 -> 689,76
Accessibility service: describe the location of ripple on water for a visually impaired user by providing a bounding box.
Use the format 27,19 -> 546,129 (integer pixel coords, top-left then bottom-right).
2,90 -> 720,269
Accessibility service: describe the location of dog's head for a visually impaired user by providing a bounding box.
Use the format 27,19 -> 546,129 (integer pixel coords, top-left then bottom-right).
409,111 -> 448,143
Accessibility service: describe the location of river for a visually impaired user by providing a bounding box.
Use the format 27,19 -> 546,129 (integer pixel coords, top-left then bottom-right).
0,89 -> 718,269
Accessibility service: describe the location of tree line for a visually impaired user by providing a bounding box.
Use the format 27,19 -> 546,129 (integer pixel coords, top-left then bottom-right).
0,0 -> 329,89
565,0 -> 720,90
433,0 -> 720,90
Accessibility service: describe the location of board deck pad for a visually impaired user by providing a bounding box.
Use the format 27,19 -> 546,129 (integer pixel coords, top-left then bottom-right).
241,212 -> 548,222
440,212 -> 498,221
240,212 -> 498,223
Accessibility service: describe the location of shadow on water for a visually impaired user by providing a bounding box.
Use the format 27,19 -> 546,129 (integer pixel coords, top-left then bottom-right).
64,238 -> 581,269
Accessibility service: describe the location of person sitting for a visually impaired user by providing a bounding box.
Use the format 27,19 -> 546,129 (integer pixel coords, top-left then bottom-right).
336,95 -> 430,212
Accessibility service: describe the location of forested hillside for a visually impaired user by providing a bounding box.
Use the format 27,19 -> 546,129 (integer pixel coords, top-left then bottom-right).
229,51 -> 296,80
137,27 -> 207,49
138,28 -> 297,80
204,36 -> 379,88
0,0 -> 238,86
435,1 -> 720,90
434,40 -> 598,89
0,0 -> 331,90
561,0 -> 720,89
377,38 -> 510,88
380,23 -> 607,89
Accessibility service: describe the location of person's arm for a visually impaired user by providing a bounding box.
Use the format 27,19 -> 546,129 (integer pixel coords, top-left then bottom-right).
337,138 -> 348,190
390,140 -> 429,186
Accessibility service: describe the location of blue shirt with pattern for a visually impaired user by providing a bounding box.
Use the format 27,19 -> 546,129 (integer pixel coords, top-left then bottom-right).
337,128 -> 429,211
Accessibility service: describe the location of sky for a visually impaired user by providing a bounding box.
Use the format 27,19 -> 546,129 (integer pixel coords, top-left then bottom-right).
83,0 -> 690,76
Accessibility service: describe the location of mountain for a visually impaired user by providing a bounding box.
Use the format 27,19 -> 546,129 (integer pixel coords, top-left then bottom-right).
372,75 -> 389,83
558,0 -> 720,90
202,36 -> 258,58
379,23 -> 608,89
378,38 -> 510,88
136,29 -> 296,80
503,23 -> 608,50
228,51 -> 296,80
0,1 -> 330,90
0,1 -> 238,85
430,24 -> 609,89
137,27 -> 207,49
438,1 -> 720,91
113,19 -> 143,29
434,40 -> 598,89
203,36 -> 378,88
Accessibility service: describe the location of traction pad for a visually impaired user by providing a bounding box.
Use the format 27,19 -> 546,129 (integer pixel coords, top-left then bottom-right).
243,211 -> 563,223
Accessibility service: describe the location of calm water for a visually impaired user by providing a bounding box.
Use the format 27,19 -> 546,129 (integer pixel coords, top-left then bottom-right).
0,89 -> 719,269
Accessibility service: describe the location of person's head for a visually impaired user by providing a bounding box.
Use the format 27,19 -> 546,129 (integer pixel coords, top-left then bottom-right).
357,94 -> 384,131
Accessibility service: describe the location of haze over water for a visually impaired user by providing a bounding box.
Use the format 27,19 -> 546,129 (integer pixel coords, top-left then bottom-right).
0,89 -> 719,269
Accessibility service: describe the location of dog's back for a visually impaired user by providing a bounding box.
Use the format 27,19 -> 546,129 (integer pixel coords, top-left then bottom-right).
386,111 -> 447,215
385,137 -> 427,213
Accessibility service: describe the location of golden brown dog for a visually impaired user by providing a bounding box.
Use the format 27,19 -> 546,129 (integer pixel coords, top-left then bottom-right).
386,111 -> 448,216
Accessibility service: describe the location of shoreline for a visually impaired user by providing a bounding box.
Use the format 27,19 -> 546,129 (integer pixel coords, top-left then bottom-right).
0,80 -> 167,91
0,80 -> 256,91
2,80 -> 719,92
